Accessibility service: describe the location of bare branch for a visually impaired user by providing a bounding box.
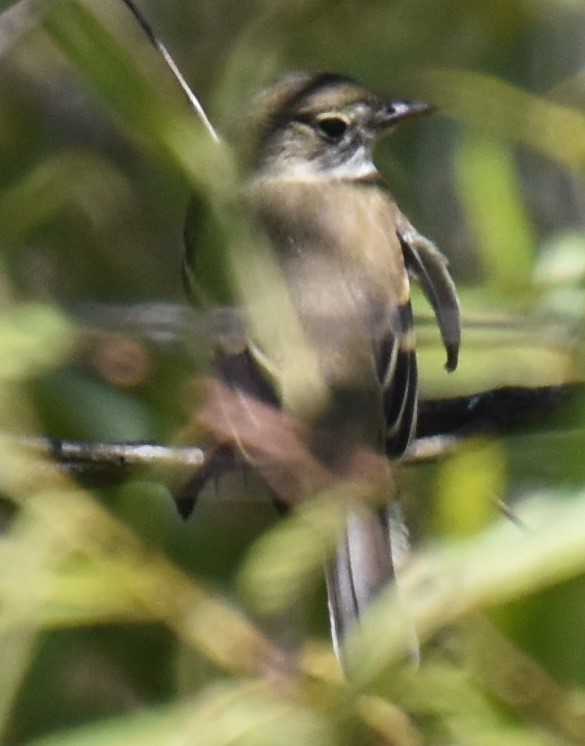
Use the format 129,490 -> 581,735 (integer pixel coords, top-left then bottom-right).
8,382 -> 580,495
13,437 -> 204,489
416,383 -> 580,440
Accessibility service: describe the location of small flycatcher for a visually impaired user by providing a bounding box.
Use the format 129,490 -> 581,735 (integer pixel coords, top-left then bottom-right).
184,72 -> 461,664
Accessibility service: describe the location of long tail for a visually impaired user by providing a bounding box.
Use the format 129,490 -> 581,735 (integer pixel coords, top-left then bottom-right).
325,506 -> 394,659
325,504 -> 416,670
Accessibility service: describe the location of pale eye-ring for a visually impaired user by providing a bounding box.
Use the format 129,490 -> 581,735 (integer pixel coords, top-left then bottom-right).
316,115 -> 348,140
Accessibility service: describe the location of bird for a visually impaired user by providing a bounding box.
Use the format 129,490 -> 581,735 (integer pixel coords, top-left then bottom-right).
182,71 -> 461,668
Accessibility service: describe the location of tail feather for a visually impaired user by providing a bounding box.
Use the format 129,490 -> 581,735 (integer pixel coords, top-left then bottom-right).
326,500 -> 420,673
325,300 -> 419,669
325,506 -> 395,663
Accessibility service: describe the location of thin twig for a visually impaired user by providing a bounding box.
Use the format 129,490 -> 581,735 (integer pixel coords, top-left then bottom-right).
118,0 -> 220,142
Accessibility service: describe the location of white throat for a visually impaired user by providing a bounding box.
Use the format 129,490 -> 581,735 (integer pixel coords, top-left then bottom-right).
261,145 -> 377,181
322,146 -> 377,179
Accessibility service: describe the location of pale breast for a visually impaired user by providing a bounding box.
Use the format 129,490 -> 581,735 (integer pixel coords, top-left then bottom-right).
247,178 -> 409,325
245,177 -> 412,393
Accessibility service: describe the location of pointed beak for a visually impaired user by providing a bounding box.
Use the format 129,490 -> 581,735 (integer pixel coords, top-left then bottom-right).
376,99 -> 436,128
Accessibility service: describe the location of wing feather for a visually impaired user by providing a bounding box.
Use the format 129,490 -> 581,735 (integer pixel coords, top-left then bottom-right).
397,215 -> 461,372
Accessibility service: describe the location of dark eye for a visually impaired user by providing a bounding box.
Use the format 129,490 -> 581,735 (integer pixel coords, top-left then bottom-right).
316,116 -> 348,140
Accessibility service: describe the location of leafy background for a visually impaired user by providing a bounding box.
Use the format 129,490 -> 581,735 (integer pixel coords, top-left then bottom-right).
1,0 -> 585,743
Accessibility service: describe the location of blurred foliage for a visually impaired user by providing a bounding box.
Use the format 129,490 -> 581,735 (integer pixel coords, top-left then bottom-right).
0,0 -> 585,744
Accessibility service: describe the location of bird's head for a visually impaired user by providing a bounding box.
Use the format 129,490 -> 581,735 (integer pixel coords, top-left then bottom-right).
242,72 -> 434,179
